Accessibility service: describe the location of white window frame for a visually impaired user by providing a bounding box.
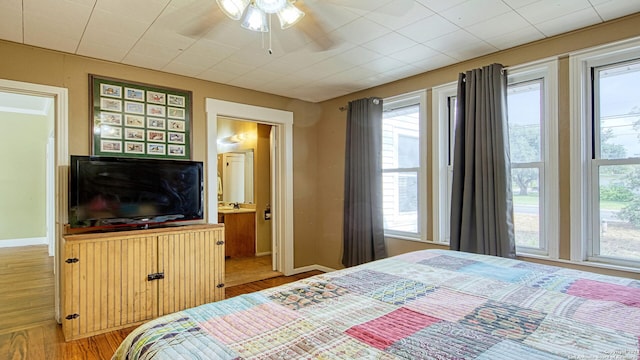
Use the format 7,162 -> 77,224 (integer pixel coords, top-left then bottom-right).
432,82 -> 457,244
508,60 -> 559,259
570,36 -> 640,269
382,90 -> 427,242
432,58 -> 559,258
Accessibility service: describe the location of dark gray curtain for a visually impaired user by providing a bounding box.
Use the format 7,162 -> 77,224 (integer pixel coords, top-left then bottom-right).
450,63 -> 516,258
342,97 -> 387,267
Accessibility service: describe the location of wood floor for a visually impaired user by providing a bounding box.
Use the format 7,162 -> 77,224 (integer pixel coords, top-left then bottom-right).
225,254 -> 282,287
0,245 -> 323,359
0,245 -> 55,335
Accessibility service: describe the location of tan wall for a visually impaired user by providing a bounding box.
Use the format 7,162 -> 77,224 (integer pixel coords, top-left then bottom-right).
0,111 -> 48,240
0,39 -> 321,268
255,124 -> 272,254
315,13 -> 640,279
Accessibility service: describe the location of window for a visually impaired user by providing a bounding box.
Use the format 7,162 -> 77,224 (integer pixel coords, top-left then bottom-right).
507,64 -> 559,258
382,91 -> 426,239
433,59 -> 558,256
571,39 -> 640,268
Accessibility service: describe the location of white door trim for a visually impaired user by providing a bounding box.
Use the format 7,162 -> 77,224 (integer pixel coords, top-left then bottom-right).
206,99 -> 294,275
0,78 -> 69,323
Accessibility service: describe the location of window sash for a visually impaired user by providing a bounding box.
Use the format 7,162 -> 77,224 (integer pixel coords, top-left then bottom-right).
382,91 -> 426,241
511,162 -> 546,254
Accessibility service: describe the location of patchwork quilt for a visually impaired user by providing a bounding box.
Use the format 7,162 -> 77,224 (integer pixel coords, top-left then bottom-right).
112,250 -> 640,359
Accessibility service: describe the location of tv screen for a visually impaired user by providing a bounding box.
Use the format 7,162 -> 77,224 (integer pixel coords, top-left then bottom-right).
69,155 -> 204,230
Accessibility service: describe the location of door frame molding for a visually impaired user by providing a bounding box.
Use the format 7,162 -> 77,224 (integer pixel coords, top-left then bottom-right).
206,99 -> 294,275
0,78 -> 69,323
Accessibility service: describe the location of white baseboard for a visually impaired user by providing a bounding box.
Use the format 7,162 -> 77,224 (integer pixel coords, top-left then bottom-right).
255,251 -> 272,257
291,264 -> 337,275
0,237 -> 47,248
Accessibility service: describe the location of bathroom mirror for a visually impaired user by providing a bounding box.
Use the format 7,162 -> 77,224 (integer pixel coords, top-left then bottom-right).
220,149 -> 254,204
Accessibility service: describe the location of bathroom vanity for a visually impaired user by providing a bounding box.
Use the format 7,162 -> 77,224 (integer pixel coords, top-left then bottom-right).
218,208 -> 256,258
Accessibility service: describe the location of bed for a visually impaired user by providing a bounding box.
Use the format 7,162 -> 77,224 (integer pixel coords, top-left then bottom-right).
112,249 -> 640,359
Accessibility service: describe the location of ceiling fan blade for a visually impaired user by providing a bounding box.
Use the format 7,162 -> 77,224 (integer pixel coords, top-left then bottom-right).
270,28 -> 307,53
160,0 -> 226,38
294,1 -> 338,51
323,0 -> 414,16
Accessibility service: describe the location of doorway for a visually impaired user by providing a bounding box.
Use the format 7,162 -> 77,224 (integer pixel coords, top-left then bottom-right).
217,117 -> 276,286
206,99 -> 294,278
0,79 -> 69,324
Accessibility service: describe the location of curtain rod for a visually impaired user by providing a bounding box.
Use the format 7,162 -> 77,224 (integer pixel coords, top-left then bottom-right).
339,97 -> 380,111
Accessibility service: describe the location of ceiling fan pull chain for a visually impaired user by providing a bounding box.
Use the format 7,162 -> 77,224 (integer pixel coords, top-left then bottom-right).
268,15 -> 273,55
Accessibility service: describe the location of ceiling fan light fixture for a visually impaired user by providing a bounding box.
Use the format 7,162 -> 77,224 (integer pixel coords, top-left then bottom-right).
276,2 -> 304,29
241,3 -> 269,32
216,0 -> 250,20
255,0 -> 287,14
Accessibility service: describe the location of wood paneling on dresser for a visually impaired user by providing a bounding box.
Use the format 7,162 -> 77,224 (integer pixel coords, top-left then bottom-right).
61,224 -> 224,341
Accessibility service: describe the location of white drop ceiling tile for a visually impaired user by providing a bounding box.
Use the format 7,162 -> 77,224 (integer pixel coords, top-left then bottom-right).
366,2 -> 435,30
23,25 -> 81,54
465,11 -> 531,40
77,11 -> 150,61
259,58 -> 311,75
423,29 -> 480,53
447,42 -> 498,62
516,0 -> 593,24
440,0 -> 513,27
76,41 -> 132,62
289,67 -> 333,83
333,17 -> 390,45
299,0 -> 361,32
483,25 -> 545,50
332,46 -> 383,67
95,0 -> 169,21
534,7 -> 602,37
197,67 -> 238,84
397,15 -> 460,43
501,0 -> 541,9
0,0 -> 23,43
290,85 -> 348,103
121,52 -> 171,71
123,41 -> 184,69
138,27 -> 197,51
301,57 -> 355,79
415,0 -> 469,13
202,22 -> 259,49
349,67 -> 385,83
235,68 -> 283,85
161,61 -> 206,77
273,44 -> 344,68
226,50 -> 280,69
228,76 -> 269,90
23,0 -> 94,52
82,9 -> 150,39
411,52 -> 458,72
361,56 -> 406,73
593,0 -> 640,21
173,39 -> 237,66
208,59 -> 256,77
381,63 -> 423,79
388,44 -> 440,63
424,30 -> 496,61
362,32 -> 418,56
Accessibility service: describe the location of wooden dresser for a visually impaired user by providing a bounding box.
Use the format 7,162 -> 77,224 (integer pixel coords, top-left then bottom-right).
60,224 -> 225,341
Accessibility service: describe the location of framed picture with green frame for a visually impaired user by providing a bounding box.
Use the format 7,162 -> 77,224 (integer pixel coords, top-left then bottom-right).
89,75 -> 193,160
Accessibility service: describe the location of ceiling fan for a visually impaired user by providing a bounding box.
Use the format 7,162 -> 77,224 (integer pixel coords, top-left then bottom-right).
176,0 -> 414,54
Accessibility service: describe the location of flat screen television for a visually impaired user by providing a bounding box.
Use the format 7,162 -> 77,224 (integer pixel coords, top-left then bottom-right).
69,155 -> 204,231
